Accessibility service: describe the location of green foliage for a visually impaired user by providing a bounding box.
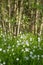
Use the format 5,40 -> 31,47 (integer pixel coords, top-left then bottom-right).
23,15 -> 29,23
31,4 -> 43,9
0,33 -> 43,65
9,17 -> 16,24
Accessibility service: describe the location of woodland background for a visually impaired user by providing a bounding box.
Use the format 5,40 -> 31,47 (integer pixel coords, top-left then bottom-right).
0,0 -> 43,36
0,0 -> 43,65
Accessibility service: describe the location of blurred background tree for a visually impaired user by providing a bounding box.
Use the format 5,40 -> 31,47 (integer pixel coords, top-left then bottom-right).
0,0 -> 43,36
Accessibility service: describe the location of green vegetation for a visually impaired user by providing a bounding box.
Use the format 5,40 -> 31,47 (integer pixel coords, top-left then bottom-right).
0,0 -> 43,65
0,33 -> 43,65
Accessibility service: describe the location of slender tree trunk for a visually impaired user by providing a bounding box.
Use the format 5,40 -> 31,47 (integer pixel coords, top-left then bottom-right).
17,0 -> 23,35
40,17 -> 43,35
35,0 -> 40,34
8,0 -> 11,35
1,0 -> 6,33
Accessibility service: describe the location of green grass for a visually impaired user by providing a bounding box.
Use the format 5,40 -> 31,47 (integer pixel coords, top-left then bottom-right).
0,33 -> 43,65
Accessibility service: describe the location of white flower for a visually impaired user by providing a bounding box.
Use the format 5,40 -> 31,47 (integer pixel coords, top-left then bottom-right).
21,49 -> 24,52
26,40 -> 29,46
33,49 -> 35,52
17,43 -> 20,46
20,35 -> 23,38
0,63 -> 3,65
16,58 -> 19,61
7,49 -> 9,52
24,56 -> 29,60
4,32 -> 6,35
12,49 -> 14,52
34,55 -> 37,58
13,53 -> 15,55
3,35 -> 5,38
8,45 -> 11,49
10,54 -> 11,56
3,61 -> 6,64
30,51 -> 33,55
25,48 -> 29,52
31,56 -> 35,59
23,45 -> 25,47
22,42 -> 24,45
12,45 -> 14,47
3,50 -> 6,53
39,47 -> 42,50
38,37 -> 41,42
30,37 -> 32,41
37,55 -> 40,60
4,38 -> 6,42
33,46 -> 37,48
30,54 -> 32,58
30,55 -> 35,59
0,48 -> 2,51
4,43 -> 7,45
41,55 -> 43,58
20,34 -> 26,39
17,40 -> 19,43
